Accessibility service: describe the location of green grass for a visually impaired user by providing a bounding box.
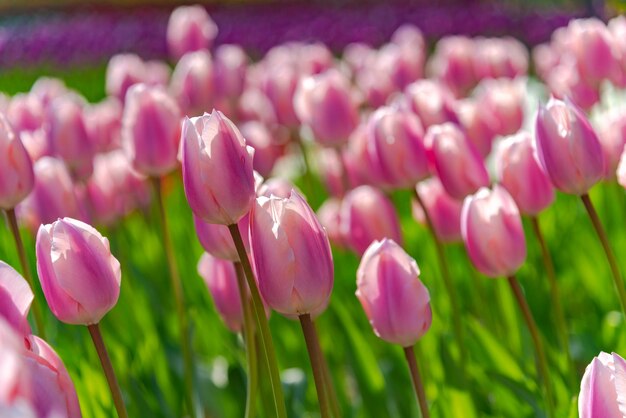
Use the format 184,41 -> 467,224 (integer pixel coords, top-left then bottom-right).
1,65 -> 625,417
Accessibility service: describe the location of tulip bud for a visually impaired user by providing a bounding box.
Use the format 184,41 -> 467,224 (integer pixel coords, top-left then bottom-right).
239,121 -> 285,178
170,50 -> 214,116
340,185 -> 403,255
213,44 -> 248,100
0,261 -> 33,337
578,351 -> 626,418
260,65 -> 300,128
197,253 -> 243,332
0,318 -> 29,405
249,190 -> 333,316
182,111 -> 256,225
495,132 -> 555,216
356,239 -> 432,347
7,94 -> 44,134
475,78 -> 525,137
376,42 -> 424,92
193,214 -> 252,261
403,80 -> 458,129
167,5 -> 218,60
30,77 -> 67,109
461,186 -> 526,277
598,114 -> 626,180
0,114 -> 34,210
412,178 -> 463,243
535,98 -> 605,195
427,36 -> 477,97
105,54 -> 146,102
84,98 -> 123,153
455,99 -> 497,158
36,217 -> 121,325
317,198 -> 346,248
122,84 -> 182,177
366,106 -> 429,189
472,37 -> 528,81
425,123 -> 490,200
294,69 -> 358,146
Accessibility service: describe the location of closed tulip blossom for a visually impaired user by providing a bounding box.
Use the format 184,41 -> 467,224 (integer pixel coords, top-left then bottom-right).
403,80 -> 458,129
317,198 -> 346,248
105,54 -> 147,101
455,99 -> 497,158
0,318 -> 29,406
579,352 -> 626,418
249,190 -> 333,316
170,50 -> 214,115
294,69 -> 359,146
461,186 -> 526,277
7,94 -> 44,134
122,84 -> 182,177
84,98 -> 123,153
598,114 -> 626,179
475,78 -> 525,137
167,5 -> 218,60
427,36 -> 477,97
239,121 -> 286,177
0,262 -> 33,337
0,114 -> 34,210
367,106 -> 429,189
182,110 -> 256,225
535,98 -> 604,195
341,185 -> 403,255
193,214 -> 252,261
213,44 -> 248,101
425,123 -> 490,200
412,178 -> 463,244
495,132 -> 555,216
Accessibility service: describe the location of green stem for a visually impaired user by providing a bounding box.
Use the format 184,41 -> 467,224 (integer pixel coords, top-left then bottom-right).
507,276 -> 555,418
314,321 -> 341,418
530,216 -> 575,387
4,208 -> 46,338
255,332 -> 274,417
87,323 -> 129,418
299,314 -> 331,418
413,189 -> 467,374
234,262 -> 258,418
581,193 -> 626,317
403,345 -> 430,418
228,224 -> 288,418
152,177 -> 195,417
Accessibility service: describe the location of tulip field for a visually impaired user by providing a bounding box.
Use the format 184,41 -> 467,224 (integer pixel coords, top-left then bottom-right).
3,3 -> 626,418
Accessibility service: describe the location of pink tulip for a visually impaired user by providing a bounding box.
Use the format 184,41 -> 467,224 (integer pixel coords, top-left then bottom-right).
461,185 -> 526,277
144,60 -> 171,87
249,190 -> 333,316
317,198 -> 345,248
122,84 -> 182,177
296,43 -> 335,76
427,36 -> 477,97
366,106 -> 429,189
609,16 -> 626,87
474,78 -> 525,137
294,69 -> 358,146
546,62 -> 600,111
455,99 -> 497,157
182,111 -> 256,225
578,351 -> 626,418
7,94 -> 44,134
495,132 -> 555,215
403,80 -> 458,129
36,217 -> 121,325
472,37 -> 528,81
46,95 -> 93,181
30,77 -> 67,109
343,42 -> 375,75
257,177 -> 298,199
0,261 -> 33,337
193,214 -> 252,262
570,18 -> 618,84
340,185 -> 403,255
598,114 -> 626,179
237,88 -> 278,126
167,5 -> 218,60
0,318 -> 29,405
170,50 -> 214,116
0,114 -> 34,210
19,129 -> 50,162
239,121 -> 285,177
343,123 -> 383,186
213,44 -> 248,100
412,178 -> 463,243
425,123 -> 490,200
17,157 -> 79,232
356,238 -> 432,347
259,65 -> 300,128
535,98 -> 605,195
376,42 -> 424,92
197,253 -> 243,332
391,24 -> 425,52
105,54 -> 147,101
317,147 -> 353,198
23,336 -> 82,418
618,150 -> 626,188
84,98 -> 123,153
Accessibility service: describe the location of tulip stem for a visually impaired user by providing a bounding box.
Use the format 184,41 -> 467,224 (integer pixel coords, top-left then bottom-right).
581,193 -> 626,317
234,262 -> 258,418
530,216 -> 574,386
314,320 -> 341,418
507,275 -> 555,418
228,224 -> 288,418
403,345 -> 430,418
413,189 -> 467,375
88,323 -> 129,418
299,314 -> 331,418
152,177 -> 196,418
4,208 -> 46,338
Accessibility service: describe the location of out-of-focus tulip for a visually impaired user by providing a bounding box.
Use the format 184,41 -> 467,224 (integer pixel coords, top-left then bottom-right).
30,78 -> 67,109
239,121 -> 285,177
0,114 -> 34,210
366,106 -> 429,189
7,94 -> 44,134
213,44 -> 248,100
0,318 -> 28,405
425,123 -> 490,200
182,111 -> 256,225
356,238 -> 432,347
571,19 -> 618,84
391,24 -> 425,52
317,198 -> 345,248
461,185 -> 526,277
296,43 -> 334,76
237,88 -> 278,126
17,157 -> 79,232
105,54 -> 147,101
23,335 -> 82,418
19,129 -> 49,162
340,185 -> 403,255
609,16 -> 626,87
455,99 -> 497,157
578,351 -> 626,418
249,190 -> 333,316
535,98 -> 604,195
317,147 -> 352,198
36,217 -> 121,325
46,95 -> 93,181
84,98 -> 123,153
193,214 -> 251,262
412,178 -> 463,243
122,84 -> 182,177
598,114 -> 626,180
427,36 -> 477,97
495,132 -> 555,215
403,80 -> 458,129
170,50 -> 214,116
167,5 -> 218,60
376,42 -> 424,92
472,37 -> 528,81
294,69 -> 358,146
546,62 -> 600,111
144,60 -> 171,87
618,149 -> 626,188
197,253 -> 243,332
475,78 -> 525,137
257,177 -> 298,199
0,261 -> 33,337
343,123 -> 382,186
260,65 -> 300,127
